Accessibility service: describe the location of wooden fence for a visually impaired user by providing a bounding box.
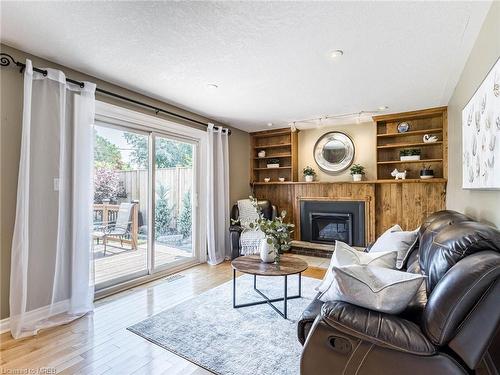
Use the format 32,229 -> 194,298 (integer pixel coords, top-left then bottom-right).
116,167 -> 193,223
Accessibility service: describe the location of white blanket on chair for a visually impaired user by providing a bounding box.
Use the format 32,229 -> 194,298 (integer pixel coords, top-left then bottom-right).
237,199 -> 265,255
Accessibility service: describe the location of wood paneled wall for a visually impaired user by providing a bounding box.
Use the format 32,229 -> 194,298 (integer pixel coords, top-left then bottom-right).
252,181 -> 446,241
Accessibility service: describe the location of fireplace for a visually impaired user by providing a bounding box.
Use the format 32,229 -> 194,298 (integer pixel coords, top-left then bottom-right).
310,212 -> 353,244
300,200 -> 365,247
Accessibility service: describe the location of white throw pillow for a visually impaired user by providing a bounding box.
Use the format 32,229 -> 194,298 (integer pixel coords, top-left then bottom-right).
319,265 -> 425,314
369,225 -> 419,269
316,241 -> 398,293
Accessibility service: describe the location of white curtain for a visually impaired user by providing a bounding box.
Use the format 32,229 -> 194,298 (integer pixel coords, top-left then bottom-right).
9,60 -> 96,339
206,123 -> 230,265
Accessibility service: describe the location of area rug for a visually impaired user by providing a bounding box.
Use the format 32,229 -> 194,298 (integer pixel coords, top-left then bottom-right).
128,274 -> 320,375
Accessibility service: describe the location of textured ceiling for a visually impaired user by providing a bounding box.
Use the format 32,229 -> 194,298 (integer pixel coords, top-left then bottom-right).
0,1 -> 492,131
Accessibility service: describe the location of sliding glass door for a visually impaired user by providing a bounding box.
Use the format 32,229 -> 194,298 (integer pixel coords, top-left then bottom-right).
153,135 -> 196,271
92,116 -> 201,291
92,125 -> 150,289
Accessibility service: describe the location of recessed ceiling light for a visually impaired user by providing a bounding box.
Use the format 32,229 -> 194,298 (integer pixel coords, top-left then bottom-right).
267,122 -> 273,127
330,50 -> 344,59
378,106 -> 389,111
206,83 -> 218,90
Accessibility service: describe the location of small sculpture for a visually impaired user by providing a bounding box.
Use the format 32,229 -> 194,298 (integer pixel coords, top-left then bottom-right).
391,169 -> 407,180
423,134 -> 438,143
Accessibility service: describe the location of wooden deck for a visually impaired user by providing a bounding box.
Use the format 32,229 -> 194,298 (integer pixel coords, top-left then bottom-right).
94,242 -> 192,286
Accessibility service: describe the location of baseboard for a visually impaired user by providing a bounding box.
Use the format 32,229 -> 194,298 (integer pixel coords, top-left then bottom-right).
0,317 -> 10,334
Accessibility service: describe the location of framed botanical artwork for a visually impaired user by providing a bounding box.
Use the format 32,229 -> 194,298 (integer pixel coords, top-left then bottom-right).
462,56 -> 500,189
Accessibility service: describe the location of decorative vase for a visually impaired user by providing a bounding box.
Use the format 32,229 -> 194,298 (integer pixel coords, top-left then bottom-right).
305,175 -> 314,182
352,174 -> 362,182
420,169 -> 434,179
400,155 -> 420,161
259,239 -> 276,263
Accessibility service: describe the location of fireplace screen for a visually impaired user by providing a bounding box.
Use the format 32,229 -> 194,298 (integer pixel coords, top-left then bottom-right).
310,212 -> 353,245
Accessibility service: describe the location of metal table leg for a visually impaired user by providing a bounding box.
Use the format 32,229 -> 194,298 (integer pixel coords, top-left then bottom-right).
233,272 -> 303,320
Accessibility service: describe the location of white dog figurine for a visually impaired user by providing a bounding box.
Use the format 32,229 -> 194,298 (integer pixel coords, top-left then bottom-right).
391,168 -> 407,180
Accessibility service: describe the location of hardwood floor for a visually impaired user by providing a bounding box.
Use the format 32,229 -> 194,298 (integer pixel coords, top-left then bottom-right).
0,261 -> 325,374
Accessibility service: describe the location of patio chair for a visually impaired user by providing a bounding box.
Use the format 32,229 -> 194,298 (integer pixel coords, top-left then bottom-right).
93,202 -> 134,256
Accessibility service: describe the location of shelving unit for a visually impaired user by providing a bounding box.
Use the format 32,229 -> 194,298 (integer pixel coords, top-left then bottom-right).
372,107 -> 448,180
250,129 -> 298,183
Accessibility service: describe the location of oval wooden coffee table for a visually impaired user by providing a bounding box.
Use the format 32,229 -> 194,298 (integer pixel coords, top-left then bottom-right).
231,255 -> 308,319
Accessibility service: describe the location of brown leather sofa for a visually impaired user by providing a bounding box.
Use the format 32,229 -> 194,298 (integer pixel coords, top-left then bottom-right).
229,200 -> 277,259
298,210 -> 500,374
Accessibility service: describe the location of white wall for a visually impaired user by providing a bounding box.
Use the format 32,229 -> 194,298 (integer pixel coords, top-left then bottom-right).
298,122 -> 377,181
446,2 -> 500,228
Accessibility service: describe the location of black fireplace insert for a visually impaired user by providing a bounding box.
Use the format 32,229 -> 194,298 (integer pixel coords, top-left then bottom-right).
300,200 -> 365,247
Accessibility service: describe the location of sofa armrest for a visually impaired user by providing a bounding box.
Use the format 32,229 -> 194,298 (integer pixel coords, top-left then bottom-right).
321,301 -> 436,356
297,293 -> 323,345
229,225 -> 243,233
229,225 -> 242,259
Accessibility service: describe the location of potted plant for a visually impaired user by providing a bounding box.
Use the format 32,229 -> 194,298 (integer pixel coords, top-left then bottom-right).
400,148 -> 421,161
303,166 -> 316,182
420,164 -> 434,179
350,164 -> 365,181
266,158 -> 280,168
248,196 -> 294,264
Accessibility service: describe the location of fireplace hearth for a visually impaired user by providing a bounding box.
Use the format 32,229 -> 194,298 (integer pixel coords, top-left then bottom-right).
300,200 -> 365,247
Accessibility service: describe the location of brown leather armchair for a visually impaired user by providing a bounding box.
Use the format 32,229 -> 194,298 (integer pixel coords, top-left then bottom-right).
229,200 -> 277,259
299,210 -> 500,374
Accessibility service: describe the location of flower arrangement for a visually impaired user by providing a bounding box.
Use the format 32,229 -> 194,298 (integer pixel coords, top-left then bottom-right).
247,196 -> 294,264
303,166 -> 316,182
350,164 -> 365,175
302,166 -> 316,176
400,149 -> 421,161
267,158 -> 280,168
400,149 -> 421,157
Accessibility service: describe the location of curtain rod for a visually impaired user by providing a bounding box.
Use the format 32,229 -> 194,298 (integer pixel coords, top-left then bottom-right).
0,53 -> 231,135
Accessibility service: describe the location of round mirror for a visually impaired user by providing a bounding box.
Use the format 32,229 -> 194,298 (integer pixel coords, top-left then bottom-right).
322,139 -> 347,164
314,132 -> 355,173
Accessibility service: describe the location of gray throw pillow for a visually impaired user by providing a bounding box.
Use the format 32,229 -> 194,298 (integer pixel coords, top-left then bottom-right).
369,225 -> 419,269
319,265 -> 425,314
316,241 -> 398,293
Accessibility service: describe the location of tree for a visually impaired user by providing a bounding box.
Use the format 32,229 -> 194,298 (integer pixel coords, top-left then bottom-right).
124,133 -> 192,168
155,184 -> 175,238
178,190 -> 192,238
94,134 -> 124,169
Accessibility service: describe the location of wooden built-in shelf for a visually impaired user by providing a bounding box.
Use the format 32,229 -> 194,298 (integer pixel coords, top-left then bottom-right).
250,129 -> 298,183
253,154 -> 292,159
253,166 -> 292,170
253,143 -> 292,149
377,158 -> 443,165
252,178 -> 447,185
377,141 -> 443,149
376,128 -> 442,138
373,107 -> 447,180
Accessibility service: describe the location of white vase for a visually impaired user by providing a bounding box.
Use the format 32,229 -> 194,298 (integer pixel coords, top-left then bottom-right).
259,239 -> 276,263
400,155 -> 420,161
352,174 -> 362,182
305,175 -> 314,182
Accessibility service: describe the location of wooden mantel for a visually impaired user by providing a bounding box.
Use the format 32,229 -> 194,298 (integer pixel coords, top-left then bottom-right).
252,179 -> 446,241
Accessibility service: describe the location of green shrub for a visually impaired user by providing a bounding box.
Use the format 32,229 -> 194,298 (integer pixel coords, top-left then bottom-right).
178,190 -> 192,238
155,184 -> 175,238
